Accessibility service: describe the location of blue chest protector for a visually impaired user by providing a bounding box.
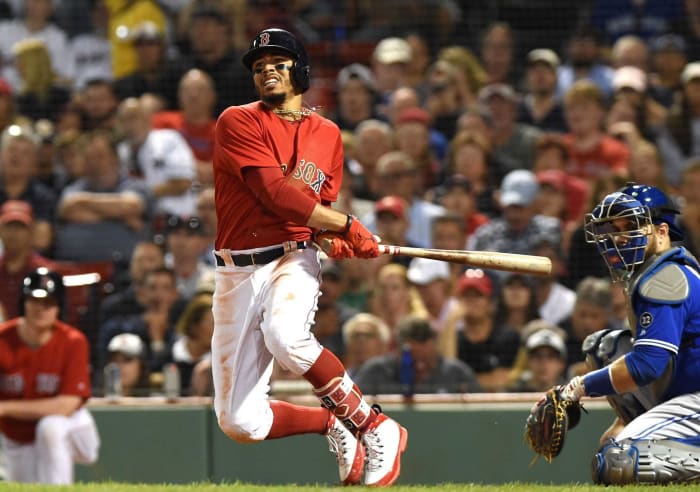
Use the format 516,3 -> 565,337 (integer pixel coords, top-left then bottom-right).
628,247 -> 700,399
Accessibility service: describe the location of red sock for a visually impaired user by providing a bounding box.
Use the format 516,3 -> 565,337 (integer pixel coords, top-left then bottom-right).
305,348 -> 377,432
266,400 -> 330,439
304,348 -> 344,387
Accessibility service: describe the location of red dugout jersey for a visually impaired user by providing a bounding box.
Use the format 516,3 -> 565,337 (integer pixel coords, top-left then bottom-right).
213,102 -> 344,249
0,320 -> 91,443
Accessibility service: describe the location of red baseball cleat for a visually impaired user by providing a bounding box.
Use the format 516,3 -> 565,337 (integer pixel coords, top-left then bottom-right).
361,407 -> 408,487
325,414 -> 365,485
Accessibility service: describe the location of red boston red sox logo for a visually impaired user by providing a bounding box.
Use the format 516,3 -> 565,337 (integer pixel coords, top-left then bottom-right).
260,32 -> 270,46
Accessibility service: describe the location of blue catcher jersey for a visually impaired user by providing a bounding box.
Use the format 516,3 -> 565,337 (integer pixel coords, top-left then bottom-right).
631,247 -> 700,399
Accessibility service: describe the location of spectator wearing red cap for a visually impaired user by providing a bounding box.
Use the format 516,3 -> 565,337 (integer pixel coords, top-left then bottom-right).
394,107 -> 442,191
0,200 -> 55,320
373,196 -> 416,269
439,269 -> 520,391
385,86 -> 449,162
0,124 -> 57,253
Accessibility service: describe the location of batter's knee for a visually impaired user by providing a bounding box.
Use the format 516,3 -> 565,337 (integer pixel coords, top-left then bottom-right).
216,410 -> 266,444
35,415 -> 69,448
264,330 -> 321,375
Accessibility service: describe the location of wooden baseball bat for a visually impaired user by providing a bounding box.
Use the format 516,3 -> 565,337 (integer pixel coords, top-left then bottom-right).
377,245 -> 552,275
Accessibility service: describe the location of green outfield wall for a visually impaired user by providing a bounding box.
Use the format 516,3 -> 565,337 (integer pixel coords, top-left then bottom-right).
76,399 -> 615,485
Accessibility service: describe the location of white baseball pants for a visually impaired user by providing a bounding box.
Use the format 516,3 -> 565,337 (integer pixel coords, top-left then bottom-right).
1,407 -> 100,484
211,246 -> 324,442
617,392 -> 700,441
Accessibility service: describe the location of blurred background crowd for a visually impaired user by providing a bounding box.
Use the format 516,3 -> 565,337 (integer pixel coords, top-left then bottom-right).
1,0 -> 700,398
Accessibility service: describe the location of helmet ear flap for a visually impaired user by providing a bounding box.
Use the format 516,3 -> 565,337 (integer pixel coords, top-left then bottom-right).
292,63 -> 311,93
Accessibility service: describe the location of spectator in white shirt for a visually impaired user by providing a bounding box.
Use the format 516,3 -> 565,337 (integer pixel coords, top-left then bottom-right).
116,97 -> 196,221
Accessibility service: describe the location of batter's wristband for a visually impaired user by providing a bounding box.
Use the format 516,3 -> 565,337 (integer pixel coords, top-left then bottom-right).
341,214 -> 353,235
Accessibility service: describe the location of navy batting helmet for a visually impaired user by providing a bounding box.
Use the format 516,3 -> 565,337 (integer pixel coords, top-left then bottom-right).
242,28 -> 311,93
619,183 -> 684,241
19,267 -> 65,316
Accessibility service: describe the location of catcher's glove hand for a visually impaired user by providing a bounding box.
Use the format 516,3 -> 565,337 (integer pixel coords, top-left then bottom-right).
524,386 -> 585,463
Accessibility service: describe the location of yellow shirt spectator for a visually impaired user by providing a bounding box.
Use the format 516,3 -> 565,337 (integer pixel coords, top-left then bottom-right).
107,0 -> 166,78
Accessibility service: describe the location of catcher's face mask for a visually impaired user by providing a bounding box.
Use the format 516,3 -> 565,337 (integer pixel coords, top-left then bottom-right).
584,191 -> 652,282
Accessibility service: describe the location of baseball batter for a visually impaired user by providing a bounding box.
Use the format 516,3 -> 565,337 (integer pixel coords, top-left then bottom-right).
211,28 -> 407,486
0,268 -> 100,484
544,183 -> 700,484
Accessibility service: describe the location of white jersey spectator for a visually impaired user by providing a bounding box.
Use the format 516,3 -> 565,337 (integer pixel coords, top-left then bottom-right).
117,98 -> 197,218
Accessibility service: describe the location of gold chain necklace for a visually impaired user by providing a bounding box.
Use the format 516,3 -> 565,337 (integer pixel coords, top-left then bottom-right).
272,107 -> 318,121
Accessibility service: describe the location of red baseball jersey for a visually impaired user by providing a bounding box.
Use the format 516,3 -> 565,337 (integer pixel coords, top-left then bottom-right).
213,101 -> 344,249
0,320 -> 91,443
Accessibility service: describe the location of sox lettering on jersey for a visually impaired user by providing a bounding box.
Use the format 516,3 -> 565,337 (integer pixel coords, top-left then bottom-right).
292,159 -> 326,194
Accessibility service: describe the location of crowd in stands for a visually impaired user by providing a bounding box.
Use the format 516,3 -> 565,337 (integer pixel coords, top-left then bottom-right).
2,0 -> 700,398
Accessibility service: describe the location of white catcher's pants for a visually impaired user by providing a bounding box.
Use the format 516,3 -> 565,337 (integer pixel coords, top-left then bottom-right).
1,407 -> 100,484
211,246 -> 323,442
617,392 -> 700,441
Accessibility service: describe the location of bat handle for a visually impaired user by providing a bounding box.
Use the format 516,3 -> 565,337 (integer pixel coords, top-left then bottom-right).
380,244 -> 402,255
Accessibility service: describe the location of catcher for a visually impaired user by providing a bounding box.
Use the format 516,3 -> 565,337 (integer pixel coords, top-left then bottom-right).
526,183 -> 700,484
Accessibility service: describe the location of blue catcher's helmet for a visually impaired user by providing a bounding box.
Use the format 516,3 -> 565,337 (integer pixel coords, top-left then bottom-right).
584,191 -> 652,280
242,28 -> 311,93
619,183 -> 683,241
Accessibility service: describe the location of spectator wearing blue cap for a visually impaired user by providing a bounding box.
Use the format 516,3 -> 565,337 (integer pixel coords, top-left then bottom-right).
467,169 -> 561,282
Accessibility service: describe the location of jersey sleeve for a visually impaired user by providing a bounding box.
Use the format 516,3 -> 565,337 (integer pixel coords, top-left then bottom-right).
215,107 -> 280,179
60,331 -> 91,399
320,129 -> 344,204
632,299 -> 683,355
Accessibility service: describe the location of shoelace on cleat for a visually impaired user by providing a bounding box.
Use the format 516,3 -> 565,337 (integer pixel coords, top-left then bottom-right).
363,430 -> 385,472
326,426 -> 349,467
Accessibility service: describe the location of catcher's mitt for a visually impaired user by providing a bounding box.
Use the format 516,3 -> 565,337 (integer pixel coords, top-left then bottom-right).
524,387 -> 585,463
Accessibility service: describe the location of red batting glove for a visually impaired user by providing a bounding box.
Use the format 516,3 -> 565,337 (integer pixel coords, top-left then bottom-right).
314,231 -> 354,260
341,215 -> 379,258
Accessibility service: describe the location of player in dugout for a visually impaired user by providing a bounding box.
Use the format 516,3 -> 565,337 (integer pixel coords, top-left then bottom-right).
209,28 -> 407,486
0,267 -> 100,484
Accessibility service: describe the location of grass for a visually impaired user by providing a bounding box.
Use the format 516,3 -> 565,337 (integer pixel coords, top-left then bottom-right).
4,483 -> 700,492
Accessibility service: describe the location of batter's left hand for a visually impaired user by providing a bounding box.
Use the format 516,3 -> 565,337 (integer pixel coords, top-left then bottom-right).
314,231 -> 354,259
342,215 -> 379,258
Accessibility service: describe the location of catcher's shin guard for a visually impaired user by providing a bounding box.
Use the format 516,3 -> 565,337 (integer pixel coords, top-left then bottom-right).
314,372 -> 372,434
593,438 -> 700,484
